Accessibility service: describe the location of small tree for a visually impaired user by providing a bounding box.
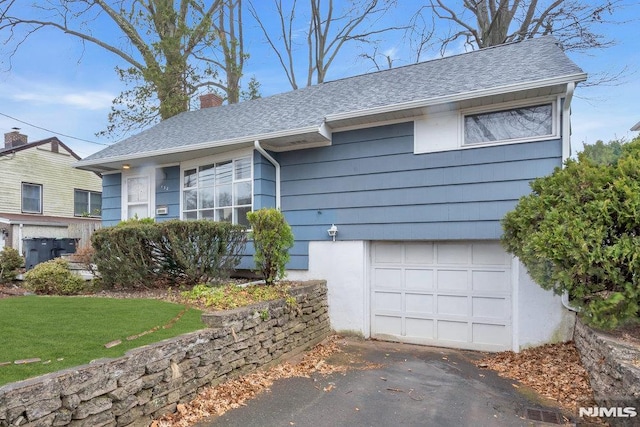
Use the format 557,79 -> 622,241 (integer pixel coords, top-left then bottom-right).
0,247 -> 23,283
247,209 -> 294,285
501,136 -> 640,329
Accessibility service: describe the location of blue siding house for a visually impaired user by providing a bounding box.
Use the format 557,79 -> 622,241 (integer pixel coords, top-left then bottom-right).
76,36 -> 586,352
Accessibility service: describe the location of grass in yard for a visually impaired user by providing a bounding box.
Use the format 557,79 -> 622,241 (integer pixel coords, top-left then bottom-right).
0,296 -> 203,386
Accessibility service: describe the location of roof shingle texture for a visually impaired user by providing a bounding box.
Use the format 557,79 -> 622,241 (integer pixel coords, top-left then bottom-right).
85,36 -> 584,162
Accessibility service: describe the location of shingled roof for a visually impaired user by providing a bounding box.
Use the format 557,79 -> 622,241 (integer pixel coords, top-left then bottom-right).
77,36 -> 585,170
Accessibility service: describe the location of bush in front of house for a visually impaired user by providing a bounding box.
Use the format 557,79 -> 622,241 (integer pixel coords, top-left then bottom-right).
156,220 -> 247,285
501,136 -> 640,329
247,208 -> 294,285
91,221 -> 160,288
91,219 -> 247,288
0,247 -> 23,283
23,258 -> 86,295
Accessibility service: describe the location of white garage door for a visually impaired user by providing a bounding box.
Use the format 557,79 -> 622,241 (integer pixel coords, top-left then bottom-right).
371,241 -> 512,351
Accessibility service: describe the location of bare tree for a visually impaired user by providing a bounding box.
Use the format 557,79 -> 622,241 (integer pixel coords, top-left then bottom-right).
428,0 -> 619,53
0,0 -> 236,137
248,0 -> 402,90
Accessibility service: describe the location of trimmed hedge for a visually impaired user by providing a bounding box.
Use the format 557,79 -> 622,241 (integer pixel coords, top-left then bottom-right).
91,219 -> 247,288
502,137 -> 640,329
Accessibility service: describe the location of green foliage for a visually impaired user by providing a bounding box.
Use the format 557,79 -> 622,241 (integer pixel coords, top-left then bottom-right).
91,220 -> 247,288
155,220 -> 247,285
180,282 -> 291,310
23,258 -> 86,295
502,135 -> 640,329
580,139 -> 626,166
91,222 -> 160,289
0,247 -> 23,283
247,209 -> 294,285
116,216 -> 156,226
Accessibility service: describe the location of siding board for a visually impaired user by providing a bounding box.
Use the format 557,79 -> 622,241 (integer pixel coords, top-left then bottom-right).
274,122 -> 562,269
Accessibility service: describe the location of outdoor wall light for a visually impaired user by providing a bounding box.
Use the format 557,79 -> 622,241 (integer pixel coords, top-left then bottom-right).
327,224 -> 338,242
122,164 -> 131,170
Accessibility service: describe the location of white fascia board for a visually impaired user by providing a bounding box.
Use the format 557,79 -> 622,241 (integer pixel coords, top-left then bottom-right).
324,73 -> 588,123
74,124 -> 329,169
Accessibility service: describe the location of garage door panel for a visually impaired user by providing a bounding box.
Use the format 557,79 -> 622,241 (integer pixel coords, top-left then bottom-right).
472,297 -> 508,319
373,243 -> 403,263
472,242 -> 511,265
437,270 -> 469,291
405,293 -> 434,313
373,315 -> 402,336
437,243 -> 469,264
406,318 -> 434,338
472,270 -> 510,292
405,243 -> 434,264
372,292 -> 402,312
373,268 -> 402,288
371,241 -> 512,351
437,321 -> 468,342
473,323 -> 510,346
405,269 -> 434,290
437,295 -> 468,316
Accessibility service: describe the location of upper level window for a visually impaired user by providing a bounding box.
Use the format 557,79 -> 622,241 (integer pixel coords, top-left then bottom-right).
464,103 -> 553,145
22,183 -> 42,214
74,189 -> 102,217
182,156 -> 252,226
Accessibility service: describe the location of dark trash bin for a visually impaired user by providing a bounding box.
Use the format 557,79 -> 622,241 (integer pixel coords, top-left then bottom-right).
54,238 -> 79,256
23,237 -> 56,270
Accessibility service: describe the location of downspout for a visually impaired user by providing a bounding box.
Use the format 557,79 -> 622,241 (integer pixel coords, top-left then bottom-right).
561,82 -> 575,162
254,140 -> 281,209
561,82 -> 582,314
18,223 -> 23,256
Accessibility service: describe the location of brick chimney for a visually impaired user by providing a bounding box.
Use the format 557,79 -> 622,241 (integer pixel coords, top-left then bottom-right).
199,93 -> 223,109
4,129 -> 27,149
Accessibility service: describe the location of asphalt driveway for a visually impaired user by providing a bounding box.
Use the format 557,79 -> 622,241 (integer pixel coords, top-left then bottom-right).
196,338 -> 570,427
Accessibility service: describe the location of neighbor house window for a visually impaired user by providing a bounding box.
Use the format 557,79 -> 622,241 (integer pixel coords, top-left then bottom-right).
21,183 -> 42,214
464,103 -> 554,145
74,189 -> 102,217
182,156 -> 252,226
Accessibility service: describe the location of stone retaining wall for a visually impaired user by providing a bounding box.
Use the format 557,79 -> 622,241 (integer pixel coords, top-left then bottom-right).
574,319 -> 640,426
0,280 -> 330,427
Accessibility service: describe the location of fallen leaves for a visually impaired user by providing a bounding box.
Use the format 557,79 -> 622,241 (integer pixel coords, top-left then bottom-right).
475,341 -> 594,412
153,335 -> 347,427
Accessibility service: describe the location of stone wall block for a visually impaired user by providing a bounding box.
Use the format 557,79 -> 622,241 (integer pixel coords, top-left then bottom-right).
140,372 -> 164,390
108,379 -> 143,402
111,396 -> 138,417
134,390 -> 152,407
53,409 -> 73,426
73,397 -> 112,420
69,409 -> 115,427
25,397 -> 61,422
114,406 -> 143,427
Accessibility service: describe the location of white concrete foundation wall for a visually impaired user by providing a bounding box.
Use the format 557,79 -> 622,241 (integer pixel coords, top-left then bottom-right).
286,241 -> 367,336
515,259 -> 575,350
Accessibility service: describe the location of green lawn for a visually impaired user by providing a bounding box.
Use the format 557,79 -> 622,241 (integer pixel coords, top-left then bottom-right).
0,296 -> 204,386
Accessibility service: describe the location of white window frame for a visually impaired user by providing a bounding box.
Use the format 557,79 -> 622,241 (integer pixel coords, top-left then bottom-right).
74,189 -> 102,217
460,97 -> 559,148
121,171 -> 155,220
180,148 -> 254,226
21,182 -> 42,214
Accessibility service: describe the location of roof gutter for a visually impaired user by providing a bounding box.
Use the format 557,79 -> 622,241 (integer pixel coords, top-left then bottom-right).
254,140 -> 281,210
325,73 -> 588,123
561,82 -> 576,161
74,125 -> 325,170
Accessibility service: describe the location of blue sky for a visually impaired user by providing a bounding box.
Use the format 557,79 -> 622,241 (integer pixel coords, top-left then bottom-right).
0,1 -> 638,159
